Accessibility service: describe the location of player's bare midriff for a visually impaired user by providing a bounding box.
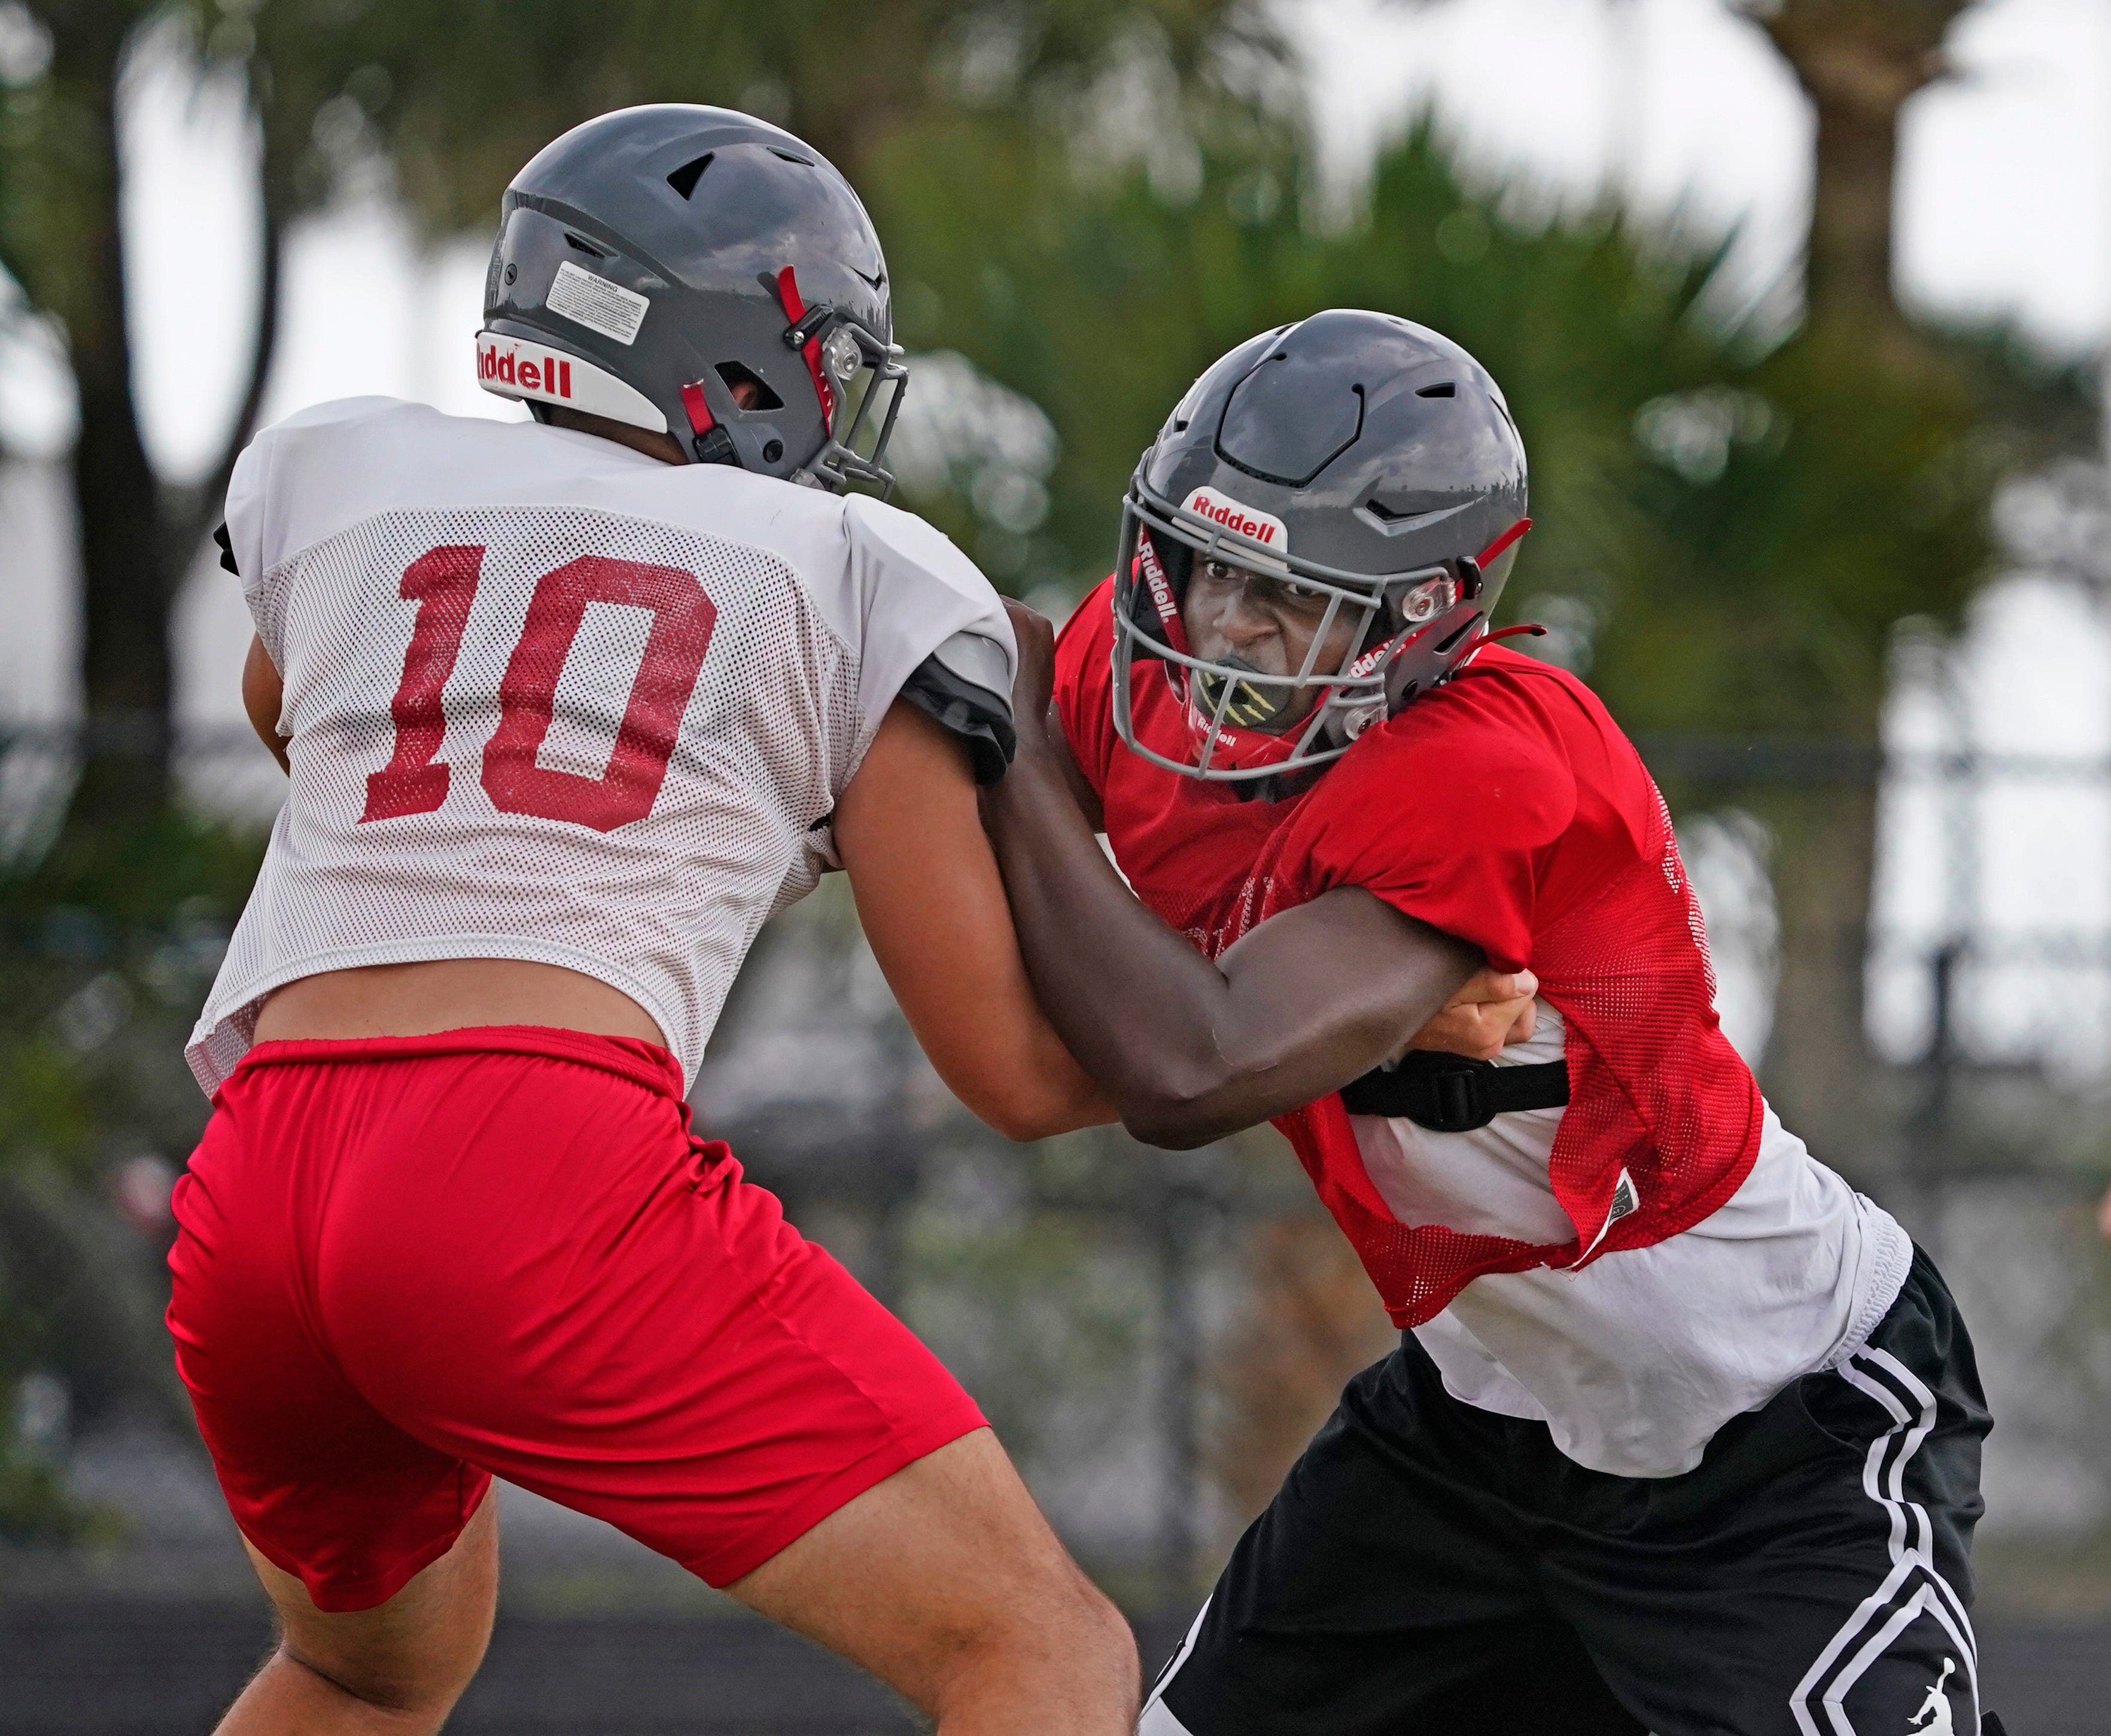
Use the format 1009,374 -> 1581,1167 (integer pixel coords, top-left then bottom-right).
251,958 -> 667,1047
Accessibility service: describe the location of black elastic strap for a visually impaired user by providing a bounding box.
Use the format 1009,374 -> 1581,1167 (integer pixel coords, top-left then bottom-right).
1339,1049 -> 1568,1132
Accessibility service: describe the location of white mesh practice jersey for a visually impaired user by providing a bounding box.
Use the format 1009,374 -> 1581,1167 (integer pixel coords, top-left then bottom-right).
187,397 -> 1014,1094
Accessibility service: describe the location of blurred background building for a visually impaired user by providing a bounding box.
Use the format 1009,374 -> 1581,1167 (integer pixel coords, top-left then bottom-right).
2,1 -> 2110,1729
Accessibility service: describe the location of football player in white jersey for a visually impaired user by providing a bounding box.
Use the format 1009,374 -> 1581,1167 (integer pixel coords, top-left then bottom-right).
166,106 -> 1139,1736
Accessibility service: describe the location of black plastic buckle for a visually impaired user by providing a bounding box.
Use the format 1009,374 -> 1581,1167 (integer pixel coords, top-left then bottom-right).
1425,1067 -> 1488,1133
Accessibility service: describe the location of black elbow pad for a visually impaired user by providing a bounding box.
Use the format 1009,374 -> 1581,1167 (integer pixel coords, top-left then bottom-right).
899,630 -> 1015,786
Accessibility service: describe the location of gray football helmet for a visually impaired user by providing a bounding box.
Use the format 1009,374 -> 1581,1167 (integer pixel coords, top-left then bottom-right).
1113,309 -> 1531,781
477,104 -> 905,494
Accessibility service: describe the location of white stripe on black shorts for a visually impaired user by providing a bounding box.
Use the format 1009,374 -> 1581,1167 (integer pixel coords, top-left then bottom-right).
1143,1245 -> 1993,1736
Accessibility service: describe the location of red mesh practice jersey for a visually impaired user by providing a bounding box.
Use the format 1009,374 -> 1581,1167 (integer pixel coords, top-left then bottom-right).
1056,578 -> 1763,1329
188,398 -> 1012,1094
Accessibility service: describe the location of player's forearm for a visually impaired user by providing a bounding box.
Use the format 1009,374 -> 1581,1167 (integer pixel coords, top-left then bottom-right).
984,747 -> 1294,1149
968,1033 -> 1118,1143
919,1000 -> 1118,1143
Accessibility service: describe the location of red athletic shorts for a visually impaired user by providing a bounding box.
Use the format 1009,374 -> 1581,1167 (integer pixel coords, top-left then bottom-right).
166,1025 -> 985,1613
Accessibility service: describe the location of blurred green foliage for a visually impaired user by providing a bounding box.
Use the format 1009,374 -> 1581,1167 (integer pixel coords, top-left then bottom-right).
0,809 -> 266,1539
886,114 -> 2089,739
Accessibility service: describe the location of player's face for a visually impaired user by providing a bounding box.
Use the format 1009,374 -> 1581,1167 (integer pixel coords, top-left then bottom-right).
1182,556 -> 1363,730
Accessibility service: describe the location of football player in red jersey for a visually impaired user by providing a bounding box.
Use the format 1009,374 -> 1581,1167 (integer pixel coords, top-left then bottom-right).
168,108 -> 1142,1736
984,311 -> 2000,1736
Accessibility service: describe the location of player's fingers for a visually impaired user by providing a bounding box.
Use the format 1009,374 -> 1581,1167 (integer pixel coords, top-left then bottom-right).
1444,967 -> 1508,1010
1409,1006 -> 1504,1061
1507,997 -> 1537,1045
1002,600 -> 1058,721
1468,996 -> 1534,1057
1447,968 -> 1538,1011
1479,970 -> 1536,1006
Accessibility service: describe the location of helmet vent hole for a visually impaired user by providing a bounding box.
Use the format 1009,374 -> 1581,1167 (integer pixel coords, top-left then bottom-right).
563,233 -> 607,258
1365,498 -> 1406,522
1434,619 -> 1477,655
666,153 -> 714,200
714,361 -> 783,412
769,147 -> 815,166
1416,380 -> 1456,398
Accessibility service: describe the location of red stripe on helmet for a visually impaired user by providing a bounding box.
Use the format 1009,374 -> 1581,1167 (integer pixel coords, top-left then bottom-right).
774,265 -> 836,428
1476,516 -> 1532,568
679,381 -> 715,435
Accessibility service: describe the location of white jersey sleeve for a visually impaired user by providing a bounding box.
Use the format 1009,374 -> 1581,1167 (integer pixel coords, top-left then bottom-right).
841,495 -> 1015,748
190,398 -> 1013,1094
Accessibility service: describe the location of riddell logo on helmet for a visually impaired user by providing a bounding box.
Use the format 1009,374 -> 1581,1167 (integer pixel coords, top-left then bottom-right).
1182,487 -> 1289,555
477,336 -> 574,401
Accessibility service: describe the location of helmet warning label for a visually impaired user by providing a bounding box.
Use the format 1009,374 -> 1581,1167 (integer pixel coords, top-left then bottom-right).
1182,486 -> 1289,556
547,260 -> 650,346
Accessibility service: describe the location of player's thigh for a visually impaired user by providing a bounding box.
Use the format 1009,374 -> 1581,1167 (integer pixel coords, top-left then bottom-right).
728,1429 -> 1136,1716
1149,1346 -> 1642,1736
248,1482 -> 498,1713
1553,1332 -> 1987,1736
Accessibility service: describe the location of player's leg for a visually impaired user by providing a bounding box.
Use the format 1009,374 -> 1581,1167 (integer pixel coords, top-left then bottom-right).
168,1057 -> 507,1736
299,1032 -> 1135,1733
1145,1338 -> 1644,1736
1549,1246 -> 1993,1736
211,1488 -> 497,1736
729,1429 -> 1137,1734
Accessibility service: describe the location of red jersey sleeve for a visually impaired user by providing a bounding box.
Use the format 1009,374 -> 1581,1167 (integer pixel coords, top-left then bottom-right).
1052,576 -> 1120,801
1290,681 -> 1577,973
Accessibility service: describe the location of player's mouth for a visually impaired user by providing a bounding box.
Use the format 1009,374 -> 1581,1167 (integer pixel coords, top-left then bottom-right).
1193,656 -> 1301,732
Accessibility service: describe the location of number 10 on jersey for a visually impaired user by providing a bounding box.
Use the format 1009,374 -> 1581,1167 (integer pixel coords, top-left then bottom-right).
361,544 -> 718,833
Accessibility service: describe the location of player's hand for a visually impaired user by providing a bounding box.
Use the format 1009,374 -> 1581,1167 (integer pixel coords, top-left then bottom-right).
1003,597 -> 1058,752
1406,968 -> 1538,1062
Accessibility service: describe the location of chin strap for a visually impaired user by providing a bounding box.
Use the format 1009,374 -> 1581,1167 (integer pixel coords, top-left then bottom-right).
1457,622 -> 1547,662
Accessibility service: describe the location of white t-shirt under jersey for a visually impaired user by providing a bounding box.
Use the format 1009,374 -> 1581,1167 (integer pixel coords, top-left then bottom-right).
1354,1004 -> 1914,1477
188,397 -> 1013,1094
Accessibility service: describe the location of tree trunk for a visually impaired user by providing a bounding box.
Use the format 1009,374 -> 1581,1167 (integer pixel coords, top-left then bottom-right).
1751,779 -> 1892,1176
44,9 -> 175,823
1753,0 -> 1972,357
35,10 -> 288,836
1744,1 -> 1975,1155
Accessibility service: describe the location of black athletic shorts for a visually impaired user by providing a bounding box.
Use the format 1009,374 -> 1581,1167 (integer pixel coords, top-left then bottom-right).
1145,1245 -> 1993,1736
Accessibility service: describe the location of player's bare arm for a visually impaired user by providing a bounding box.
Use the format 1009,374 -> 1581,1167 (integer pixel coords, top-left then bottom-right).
835,699 -> 1114,1142
987,603 -> 1480,1150
1018,681 -> 1534,1066
243,634 -> 289,775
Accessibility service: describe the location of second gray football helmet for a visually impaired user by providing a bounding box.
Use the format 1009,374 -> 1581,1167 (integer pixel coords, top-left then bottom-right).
478,104 -> 905,494
1112,309 -> 1531,781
